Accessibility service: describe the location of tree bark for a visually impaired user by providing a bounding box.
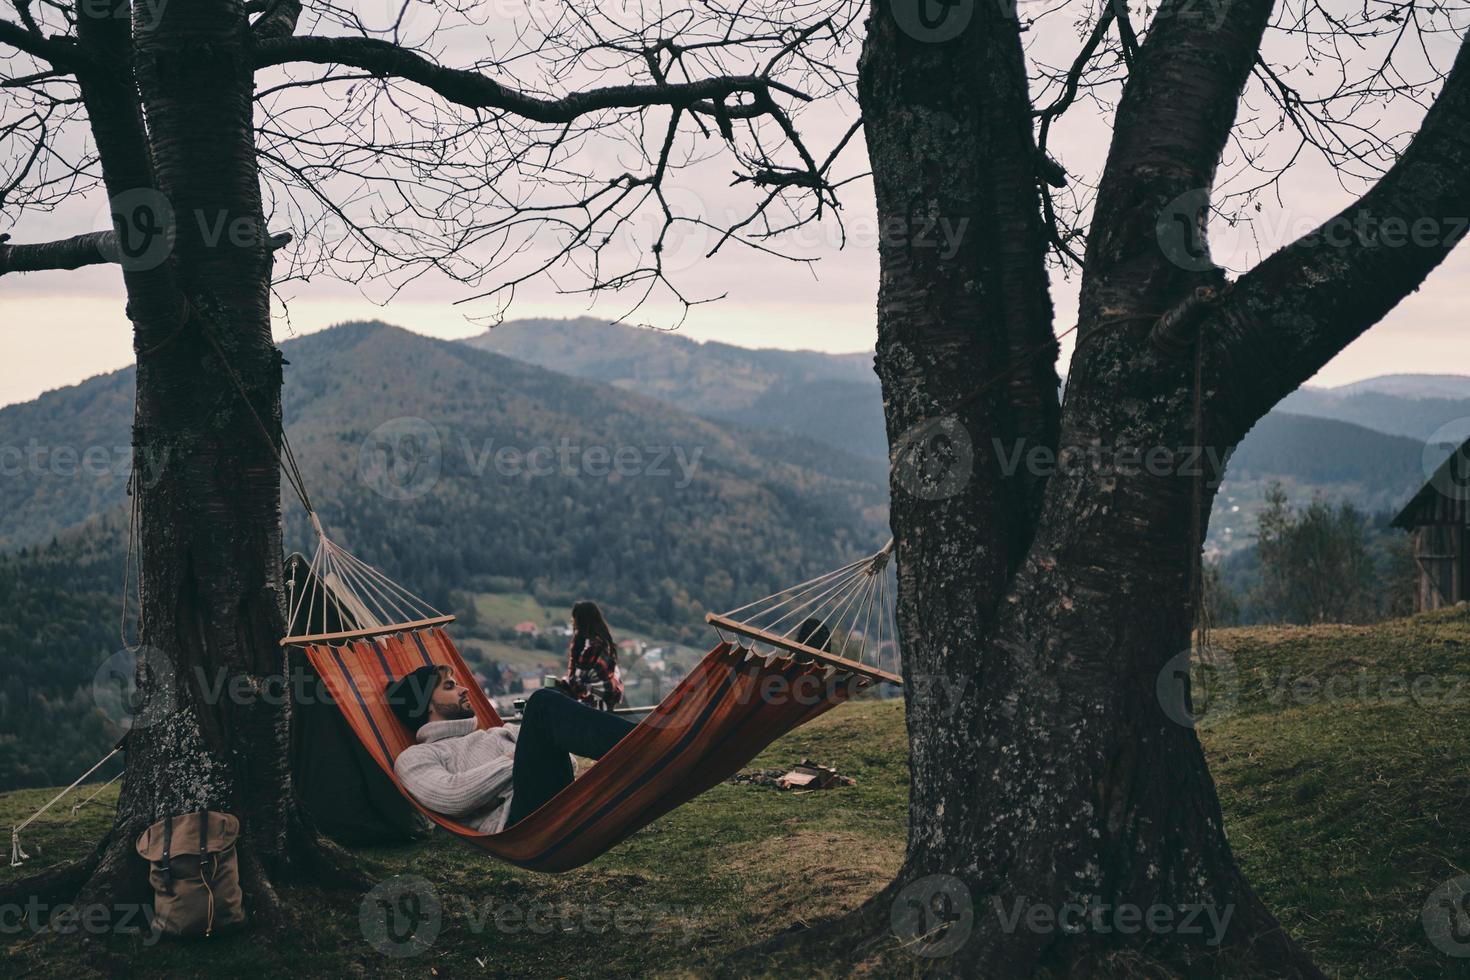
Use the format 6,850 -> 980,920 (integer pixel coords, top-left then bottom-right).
811,1 -> 1324,973
57,0 -> 331,921
0,231 -> 117,274
858,0 -> 1059,890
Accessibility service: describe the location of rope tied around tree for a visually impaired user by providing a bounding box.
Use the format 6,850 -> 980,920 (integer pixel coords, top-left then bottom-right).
190,304 -> 316,518
1188,311 -> 1213,656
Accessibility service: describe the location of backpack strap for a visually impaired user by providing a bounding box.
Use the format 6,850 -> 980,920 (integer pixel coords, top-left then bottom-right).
159,814 -> 175,895
199,811 -> 217,937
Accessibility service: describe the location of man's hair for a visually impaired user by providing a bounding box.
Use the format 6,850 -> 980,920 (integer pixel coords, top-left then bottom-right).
795,617 -> 832,652
385,665 -> 447,734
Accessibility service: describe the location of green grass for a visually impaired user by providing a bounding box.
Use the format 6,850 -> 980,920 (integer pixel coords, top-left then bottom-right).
4,612 -> 1470,977
1201,607 -> 1470,977
0,700 -> 907,979
471,591 -> 559,632
457,636 -> 561,673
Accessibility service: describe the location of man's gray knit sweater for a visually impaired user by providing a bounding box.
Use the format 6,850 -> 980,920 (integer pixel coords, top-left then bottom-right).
393,717 -> 523,834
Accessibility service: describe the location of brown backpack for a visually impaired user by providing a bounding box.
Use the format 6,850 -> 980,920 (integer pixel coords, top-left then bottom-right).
135,811 -> 245,937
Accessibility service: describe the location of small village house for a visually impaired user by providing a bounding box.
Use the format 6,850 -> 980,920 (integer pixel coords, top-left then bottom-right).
1392,437 -> 1470,611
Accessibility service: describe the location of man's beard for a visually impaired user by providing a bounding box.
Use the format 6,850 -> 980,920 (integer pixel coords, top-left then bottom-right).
445,700 -> 475,721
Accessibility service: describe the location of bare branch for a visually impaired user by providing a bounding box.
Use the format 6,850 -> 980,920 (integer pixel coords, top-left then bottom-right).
0,15 -> 81,69
0,228 -> 290,276
0,229 -> 112,274
1208,34 -> 1470,441
248,4 -> 856,325
252,35 -> 807,124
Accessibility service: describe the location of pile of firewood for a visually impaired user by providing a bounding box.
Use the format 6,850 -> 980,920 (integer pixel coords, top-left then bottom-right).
728,759 -> 855,791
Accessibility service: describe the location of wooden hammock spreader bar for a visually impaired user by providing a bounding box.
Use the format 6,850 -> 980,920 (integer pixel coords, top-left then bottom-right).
280,614 -> 457,647
704,612 -> 903,686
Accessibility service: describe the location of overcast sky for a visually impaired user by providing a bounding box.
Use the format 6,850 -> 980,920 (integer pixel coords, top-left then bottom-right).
4,1 -> 1468,409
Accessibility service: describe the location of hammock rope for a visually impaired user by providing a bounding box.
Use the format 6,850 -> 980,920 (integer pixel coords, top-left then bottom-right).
282,514 -> 450,645
705,539 -> 901,686
281,536 -> 899,872
9,748 -> 122,867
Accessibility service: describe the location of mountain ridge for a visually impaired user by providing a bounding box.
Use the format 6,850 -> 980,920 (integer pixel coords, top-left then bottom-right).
464,316 -> 888,460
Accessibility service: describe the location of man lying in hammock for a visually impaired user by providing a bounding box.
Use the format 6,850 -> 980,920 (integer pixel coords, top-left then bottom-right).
386,666 -> 635,833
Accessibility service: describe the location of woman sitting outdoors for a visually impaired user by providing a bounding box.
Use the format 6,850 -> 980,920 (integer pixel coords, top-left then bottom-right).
561,599 -> 624,711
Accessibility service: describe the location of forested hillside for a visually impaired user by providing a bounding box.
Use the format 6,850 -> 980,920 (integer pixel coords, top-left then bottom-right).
1207,412 -> 1442,550
465,317 -> 889,460
0,369 -> 134,550
0,322 -> 889,790
0,523 -> 126,790
277,322 -> 888,625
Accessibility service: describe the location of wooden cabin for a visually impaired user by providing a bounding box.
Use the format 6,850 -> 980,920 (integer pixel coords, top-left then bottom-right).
1392,437 -> 1470,611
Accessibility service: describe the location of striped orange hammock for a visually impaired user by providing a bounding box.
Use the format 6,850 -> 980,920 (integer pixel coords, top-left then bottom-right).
283,529 -> 901,872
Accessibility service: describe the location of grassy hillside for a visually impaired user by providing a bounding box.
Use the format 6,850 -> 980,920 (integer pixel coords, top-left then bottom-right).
3,609 -> 1468,977
1203,608 -> 1470,975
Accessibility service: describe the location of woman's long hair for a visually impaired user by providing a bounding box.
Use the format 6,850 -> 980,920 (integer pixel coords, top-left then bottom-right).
570,600 -> 616,657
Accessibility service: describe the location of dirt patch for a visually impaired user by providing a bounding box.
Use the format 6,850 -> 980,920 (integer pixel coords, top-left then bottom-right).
718,830 -> 901,928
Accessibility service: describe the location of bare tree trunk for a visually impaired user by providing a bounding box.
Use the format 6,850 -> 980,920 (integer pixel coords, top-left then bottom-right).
758,2 -> 1322,974
32,0 -> 361,922
859,0 -> 1059,892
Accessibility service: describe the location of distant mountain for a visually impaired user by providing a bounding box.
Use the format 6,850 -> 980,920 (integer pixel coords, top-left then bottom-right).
464,317 -> 888,460
471,322 -> 1470,472
8,318 -> 1458,575
0,368 -> 135,550
1209,412 -> 1452,552
471,318 -> 1460,549
1329,374 -> 1470,400
1226,413 -> 1432,489
0,322 -> 889,624
1277,377 -> 1470,442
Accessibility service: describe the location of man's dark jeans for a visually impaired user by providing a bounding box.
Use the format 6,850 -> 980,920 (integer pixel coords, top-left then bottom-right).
506,687 -> 636,825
